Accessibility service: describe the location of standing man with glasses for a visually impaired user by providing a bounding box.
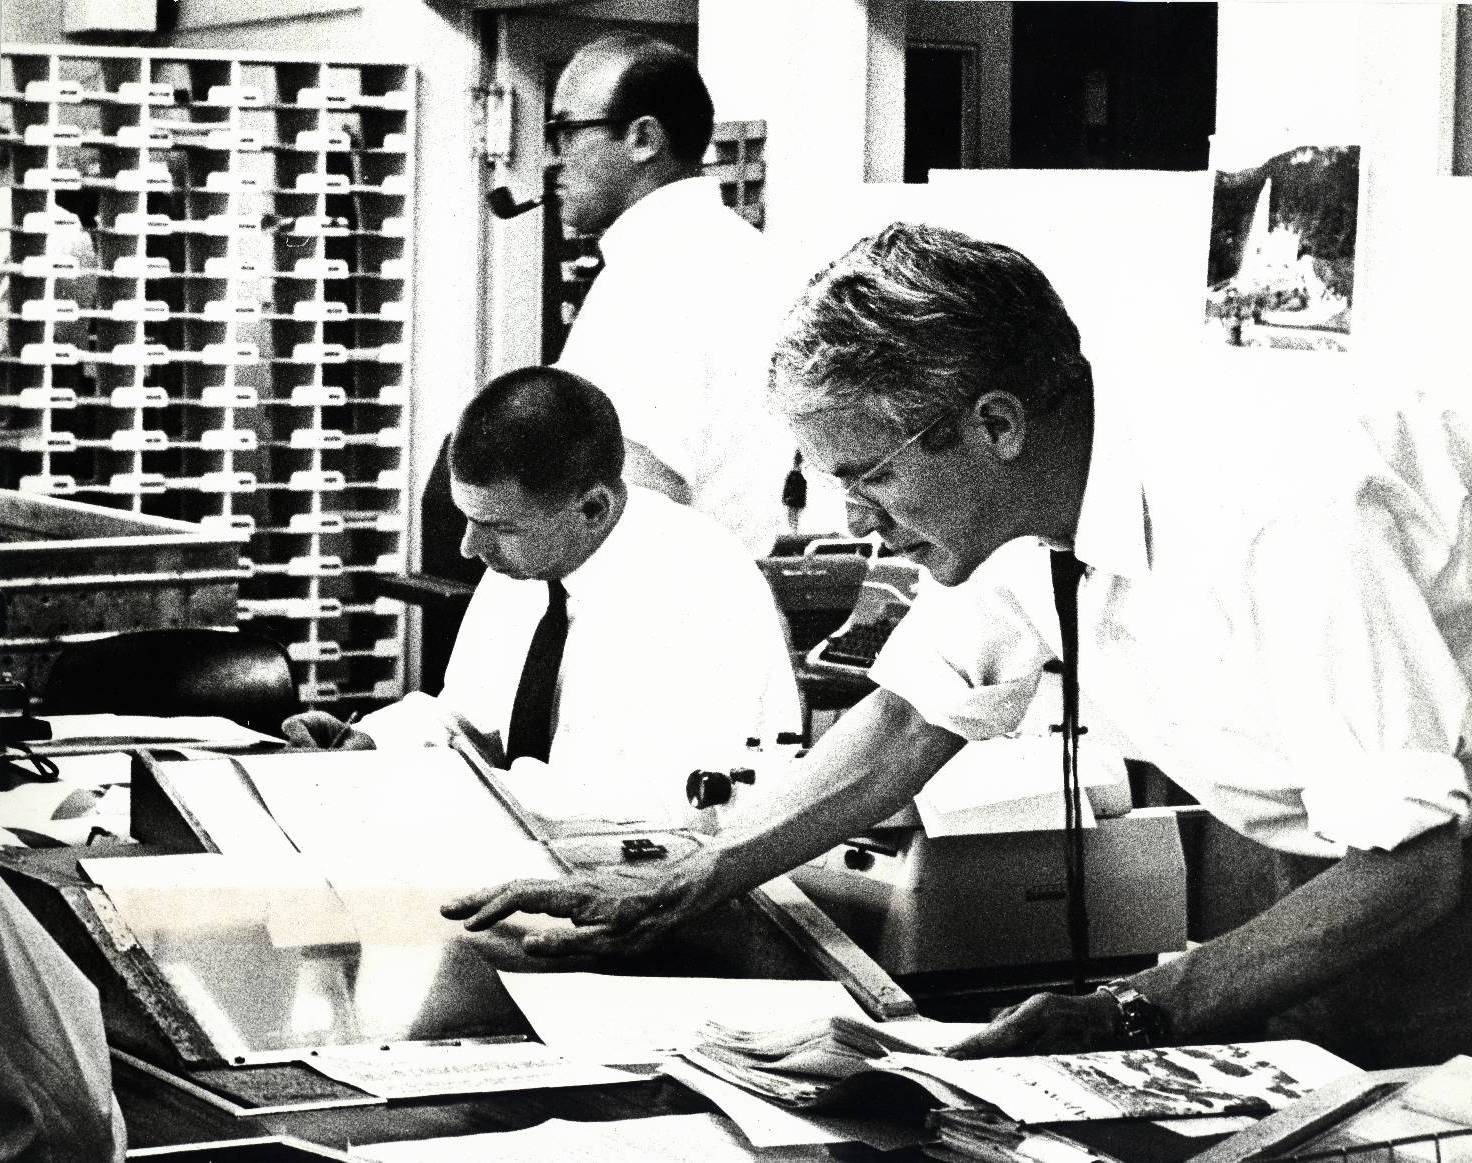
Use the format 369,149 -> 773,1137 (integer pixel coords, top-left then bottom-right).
546,33 -> 795,555
445,222 -> 1472,1070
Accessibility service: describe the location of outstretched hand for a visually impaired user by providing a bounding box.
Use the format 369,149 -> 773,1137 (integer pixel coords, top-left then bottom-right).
441,852 -> 720,958
945,989 -> 1120,1058
281,710 -> 373,751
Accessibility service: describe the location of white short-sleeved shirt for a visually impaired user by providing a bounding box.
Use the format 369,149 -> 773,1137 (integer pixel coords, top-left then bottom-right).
872,369 -> 1472,858
556,177 -> 796,555
359,488 -> 800,824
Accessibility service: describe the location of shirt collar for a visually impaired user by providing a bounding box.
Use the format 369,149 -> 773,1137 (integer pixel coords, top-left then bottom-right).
597,176 -> 721,268
1069,383 -> 1151,581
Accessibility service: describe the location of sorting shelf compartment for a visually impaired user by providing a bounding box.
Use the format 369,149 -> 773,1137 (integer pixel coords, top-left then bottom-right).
1,44 -> 416,707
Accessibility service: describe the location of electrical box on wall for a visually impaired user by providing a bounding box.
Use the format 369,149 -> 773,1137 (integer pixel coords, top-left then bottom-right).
63,0 -> 158,35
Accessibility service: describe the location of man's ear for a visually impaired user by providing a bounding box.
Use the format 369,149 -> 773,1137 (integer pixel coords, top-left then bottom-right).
579,484 -> 611,525
969,390 -> 1027,461
624,114 -> 665,163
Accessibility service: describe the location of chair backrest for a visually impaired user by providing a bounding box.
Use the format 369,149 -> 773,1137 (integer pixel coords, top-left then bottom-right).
41,628 -> 300,734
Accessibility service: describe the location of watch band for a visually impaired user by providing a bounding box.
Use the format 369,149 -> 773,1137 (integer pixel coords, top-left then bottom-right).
1096,979 -> 1171,1048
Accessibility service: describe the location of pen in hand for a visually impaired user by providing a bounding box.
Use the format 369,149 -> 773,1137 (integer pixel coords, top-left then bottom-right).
326,710 -> 361,750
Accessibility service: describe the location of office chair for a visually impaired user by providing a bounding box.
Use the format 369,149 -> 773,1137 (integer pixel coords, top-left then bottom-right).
40,628 -> 300,735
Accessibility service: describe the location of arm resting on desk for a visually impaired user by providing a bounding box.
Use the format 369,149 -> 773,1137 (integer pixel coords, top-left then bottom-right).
441,686 -> 964,956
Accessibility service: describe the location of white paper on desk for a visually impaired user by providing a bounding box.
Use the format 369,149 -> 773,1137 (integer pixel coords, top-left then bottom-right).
499,972 -> 867,1064
236,748 -> 545,867
915,736 -> 1123,836
661,1059 -> 927,1151
52,751 -> 133,787
301,1039 -> 637,1100
356,1112 -> 823,1162
40,713 -> 280,748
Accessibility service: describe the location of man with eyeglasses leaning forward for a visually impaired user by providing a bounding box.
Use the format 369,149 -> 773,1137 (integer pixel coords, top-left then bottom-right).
444,222 -> 1472,1070
545,33 -> 795,555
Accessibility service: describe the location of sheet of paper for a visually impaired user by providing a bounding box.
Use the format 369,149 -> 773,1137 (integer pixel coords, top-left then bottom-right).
356,1113 -> 826,1162
40,713 -> 280,747
154,757 -> 302,857
236,749 -> 551,875
301,1039 -> 637,1100
661,1059 -> 925,1151
499,972 -> 866,1064
880,1041 -> 1361,1123
915,736 -> 1112,836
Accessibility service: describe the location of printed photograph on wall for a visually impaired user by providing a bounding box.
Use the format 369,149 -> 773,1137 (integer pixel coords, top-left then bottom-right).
1203,144 -> 1360,352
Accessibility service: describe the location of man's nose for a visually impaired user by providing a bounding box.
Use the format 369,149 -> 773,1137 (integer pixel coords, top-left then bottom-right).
460,524 -> 485,560
845,500 -> 888,540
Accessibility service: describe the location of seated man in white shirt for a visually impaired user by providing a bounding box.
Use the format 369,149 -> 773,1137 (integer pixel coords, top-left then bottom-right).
283,366 -> 799,825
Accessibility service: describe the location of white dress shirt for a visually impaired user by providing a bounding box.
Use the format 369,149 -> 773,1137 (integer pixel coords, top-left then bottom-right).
872,363 -> 1472,858
556,177 -> 795,555
360,488 -> 800,824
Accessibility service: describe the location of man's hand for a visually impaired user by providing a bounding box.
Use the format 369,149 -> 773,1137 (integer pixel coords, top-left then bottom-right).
946,990 -> 1120,1058
441,851 -> 720,957
280,710 -> 374,751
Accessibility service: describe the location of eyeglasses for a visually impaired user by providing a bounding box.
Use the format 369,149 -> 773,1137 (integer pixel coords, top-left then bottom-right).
812,411 -> 951,513
544,114 -> 626,154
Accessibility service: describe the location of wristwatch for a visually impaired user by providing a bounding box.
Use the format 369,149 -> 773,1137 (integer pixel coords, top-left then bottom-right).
1095,979 -> 1171,1048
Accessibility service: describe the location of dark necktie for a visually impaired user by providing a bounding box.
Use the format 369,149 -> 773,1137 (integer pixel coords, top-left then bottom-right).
1050,549 -> 1090,992
506,579 -> 569,764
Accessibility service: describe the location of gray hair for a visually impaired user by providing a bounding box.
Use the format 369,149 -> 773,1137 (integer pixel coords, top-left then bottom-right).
769,222 -> 1091,437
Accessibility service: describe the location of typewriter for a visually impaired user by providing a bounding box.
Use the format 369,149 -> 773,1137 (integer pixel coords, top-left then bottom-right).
805,559 -> 922,676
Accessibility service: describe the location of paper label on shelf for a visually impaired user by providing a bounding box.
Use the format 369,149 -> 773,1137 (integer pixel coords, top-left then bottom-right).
377,174 -> 409,195
199,513 -> 256,534
200,385 -> 259,408
293,173 -> 349,192
365,89 -> 410,110
288,640 -> 343,661
204,170 -> 262,192
116,82 -> 175,105
372,554 -> 406,574
23,80 -> 82,103
109,385 -> 169,409
201,428 -> 258,451
23,123 -> 82,145
201,212 -> 260,235
203,299 -> 262,320
292,300 -> 347,320
108,472 -> 167,495
379,133 -> 408,152
20,431 -> 77,453
376,383 -> 409,406
290,385 -> 347,407
299,681 -> 341,703
22,211 -> 83,235
202,256 -> 260,278
115,165 -> 173,191
292,342 -> 348,363
289,470 -> 347,492
292,257 -> 349,279
201,343 -> 259,365
204,84 -> 264,107
108,298 -> 169,321
112,255 -> 171,277
288,513 -> 345,534
112,212 -> 173,234
21,299 -> 79,321
291,215 -> 349,236
379,216 -> 407,237
378,300 -> 408,320
294,87 -> 351,109
21,342 -> 80,365
375,469 -> 407,490
294,129 -> 351,151
18,387 -> 77,409
378,259 -> 408,278
203,129 -> 262,151
107,342 -> 170,365
19,474 -> 77,495
109,429 -> 167,452
290,429 -> 346,450
23,167 -> 82,190
374,513 -> 405,533
20,255 -> 81,277
288,554 -> 344,577
375,344 -> 407,363
198,470 -> 257,494
115,125 -> 174,149
374,428 -> 405,448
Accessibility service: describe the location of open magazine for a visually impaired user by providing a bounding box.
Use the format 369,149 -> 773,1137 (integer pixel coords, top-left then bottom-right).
682,1014 -> 1359,1124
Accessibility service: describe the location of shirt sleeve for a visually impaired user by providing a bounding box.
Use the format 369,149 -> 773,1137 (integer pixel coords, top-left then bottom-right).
1247,493 -> 1472,851
869,544 -> 1055,740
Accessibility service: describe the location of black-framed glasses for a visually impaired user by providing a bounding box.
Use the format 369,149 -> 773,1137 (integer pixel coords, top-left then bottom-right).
543,115 -> 626,154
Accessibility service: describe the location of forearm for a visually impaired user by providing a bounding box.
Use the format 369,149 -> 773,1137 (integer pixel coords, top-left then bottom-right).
1132,820 -> 1464,1039
707,687 -> 965,899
